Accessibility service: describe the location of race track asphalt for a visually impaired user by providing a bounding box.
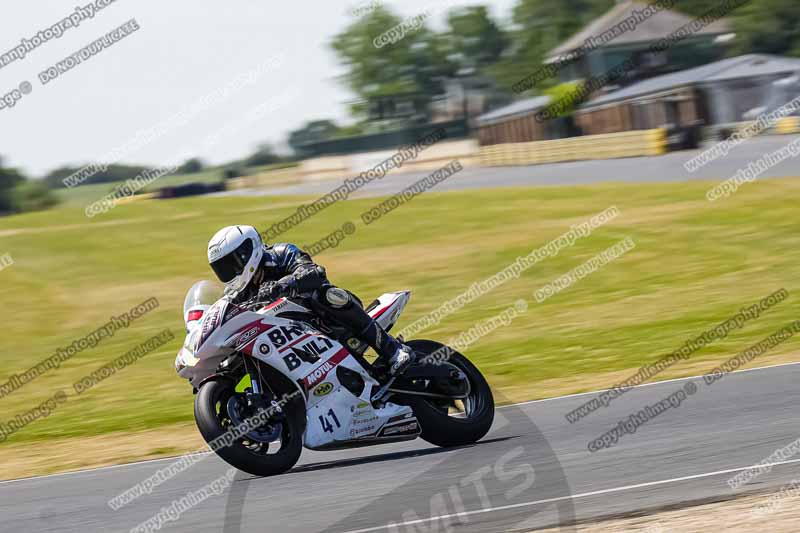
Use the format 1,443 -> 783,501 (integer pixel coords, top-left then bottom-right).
3,361 -> 800,532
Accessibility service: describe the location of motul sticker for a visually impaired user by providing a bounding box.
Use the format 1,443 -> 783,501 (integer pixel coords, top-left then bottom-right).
302,348 -> 349,389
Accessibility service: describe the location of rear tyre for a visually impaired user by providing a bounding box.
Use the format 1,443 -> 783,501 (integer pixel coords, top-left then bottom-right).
194,376 -> 304,477
404,340 -> 495,447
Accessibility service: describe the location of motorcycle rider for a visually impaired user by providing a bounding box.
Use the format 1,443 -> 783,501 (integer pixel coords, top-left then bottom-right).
207,225 -> 415,376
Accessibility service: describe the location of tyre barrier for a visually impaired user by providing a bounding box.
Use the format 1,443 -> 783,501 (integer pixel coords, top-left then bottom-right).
479,129 -> 667,167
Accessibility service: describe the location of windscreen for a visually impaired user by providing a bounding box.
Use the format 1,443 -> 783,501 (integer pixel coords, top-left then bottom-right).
183,280 -> 222,318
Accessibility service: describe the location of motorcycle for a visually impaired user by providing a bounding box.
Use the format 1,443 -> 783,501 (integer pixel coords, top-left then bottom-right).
175,280 -> 495,476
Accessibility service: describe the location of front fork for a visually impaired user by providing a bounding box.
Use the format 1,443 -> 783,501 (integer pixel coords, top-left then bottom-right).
232,355 -> 288,443
241,355 -> 276,413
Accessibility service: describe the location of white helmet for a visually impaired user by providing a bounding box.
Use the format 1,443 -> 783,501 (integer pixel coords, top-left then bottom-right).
207,225 -> 264,294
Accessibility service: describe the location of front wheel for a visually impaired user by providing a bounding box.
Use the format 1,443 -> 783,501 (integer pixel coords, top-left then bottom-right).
404,340 -> 495,447
194,376 -> 304,477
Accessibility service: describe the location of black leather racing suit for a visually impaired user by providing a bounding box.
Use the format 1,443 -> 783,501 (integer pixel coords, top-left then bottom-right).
230,243 -> 401,362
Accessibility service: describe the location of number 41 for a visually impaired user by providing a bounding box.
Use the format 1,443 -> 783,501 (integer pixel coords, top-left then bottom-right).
318,409 -> 341,433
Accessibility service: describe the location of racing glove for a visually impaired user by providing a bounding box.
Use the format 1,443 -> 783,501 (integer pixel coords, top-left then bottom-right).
257,278 -> 297,302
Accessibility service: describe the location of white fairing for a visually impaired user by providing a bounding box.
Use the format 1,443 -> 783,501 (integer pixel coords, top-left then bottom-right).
257,297 -> 309,317
177,290 -> 420,450
368,291 -> 411,332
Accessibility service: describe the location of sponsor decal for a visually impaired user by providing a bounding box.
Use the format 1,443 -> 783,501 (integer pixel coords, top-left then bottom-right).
234,326 -> 260,351
224,305 -> 244,322
382,421 -> 418,436
267,325 -> 306,348
353,415 -> 378,426
349,425 -> 377,438
200,302 -> 224,347
313,382 -> 334,397
351,402 -> 373,415
262,298 -> 289,313
303,348 -> 350,388
305,362 -> 333,386
227,321 -> 274,355
386,412 -> 414,424
282,337 -> 335,371
347,338 -> 362,350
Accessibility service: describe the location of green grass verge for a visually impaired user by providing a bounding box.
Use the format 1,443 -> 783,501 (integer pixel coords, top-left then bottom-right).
1,176 -> 799,447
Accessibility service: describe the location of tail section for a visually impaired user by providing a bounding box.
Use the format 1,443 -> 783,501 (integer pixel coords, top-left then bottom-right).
366,291 -> 411,332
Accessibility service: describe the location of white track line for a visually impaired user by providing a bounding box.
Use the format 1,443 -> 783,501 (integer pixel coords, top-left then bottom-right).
342,457 -> 800,533
502,360 -> 800,407
2,360 -> 798,485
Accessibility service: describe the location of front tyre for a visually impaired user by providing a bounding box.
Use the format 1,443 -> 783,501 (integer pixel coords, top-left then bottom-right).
194,378 -> 304,477
405,340 -> 495,447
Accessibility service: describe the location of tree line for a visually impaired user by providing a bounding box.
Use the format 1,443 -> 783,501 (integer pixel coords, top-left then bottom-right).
289,0 -> 800,146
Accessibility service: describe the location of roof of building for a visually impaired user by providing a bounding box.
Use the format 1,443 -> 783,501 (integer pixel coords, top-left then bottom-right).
475,96 -> 552,126
547,0 -> 731,61
581,54 -> 800,109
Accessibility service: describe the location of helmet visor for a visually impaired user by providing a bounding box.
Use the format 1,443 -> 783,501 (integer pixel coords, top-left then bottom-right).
210,239 -> 254,283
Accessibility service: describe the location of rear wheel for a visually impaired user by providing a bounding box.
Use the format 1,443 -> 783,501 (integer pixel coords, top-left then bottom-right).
403,340 -> 494,447
194,370 -> 305,477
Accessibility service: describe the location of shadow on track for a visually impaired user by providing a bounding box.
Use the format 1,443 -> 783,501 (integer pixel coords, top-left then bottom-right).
289,436 -> 520,475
